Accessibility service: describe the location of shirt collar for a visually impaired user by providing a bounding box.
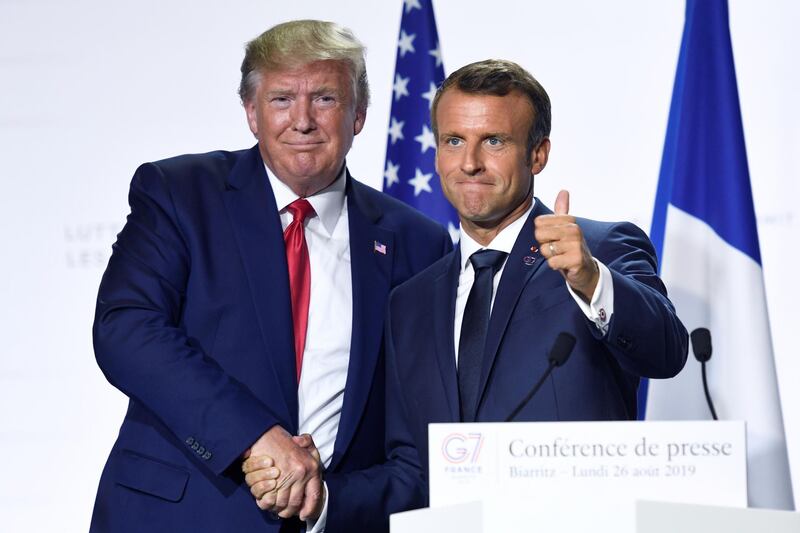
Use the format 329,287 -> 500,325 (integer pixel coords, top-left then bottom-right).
458,199 -> 535,271
265,163 -> 347,236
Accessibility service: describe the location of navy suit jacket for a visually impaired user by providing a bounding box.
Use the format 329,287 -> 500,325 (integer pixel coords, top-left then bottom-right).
90,146 -> 451,532
383,201 -> 689,506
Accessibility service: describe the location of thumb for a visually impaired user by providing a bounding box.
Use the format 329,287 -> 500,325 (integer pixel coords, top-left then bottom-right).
292,434 -> 313,448
554,189 -> 570,215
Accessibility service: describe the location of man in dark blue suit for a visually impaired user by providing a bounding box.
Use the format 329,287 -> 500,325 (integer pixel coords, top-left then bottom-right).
90,20 -> 450,532
378,59 -> 689,507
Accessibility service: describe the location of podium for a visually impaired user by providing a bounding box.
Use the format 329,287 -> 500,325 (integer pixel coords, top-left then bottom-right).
389,420 -> 798,532
391,500 -> 800,533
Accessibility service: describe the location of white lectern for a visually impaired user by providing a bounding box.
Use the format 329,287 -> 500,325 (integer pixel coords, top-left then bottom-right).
390,421 -> 800,532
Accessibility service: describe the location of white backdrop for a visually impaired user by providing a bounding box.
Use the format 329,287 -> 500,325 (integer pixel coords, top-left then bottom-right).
1,1 -> 797,529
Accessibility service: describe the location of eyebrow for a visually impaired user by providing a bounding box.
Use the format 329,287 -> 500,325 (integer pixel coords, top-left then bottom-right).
483,132 -> 512,141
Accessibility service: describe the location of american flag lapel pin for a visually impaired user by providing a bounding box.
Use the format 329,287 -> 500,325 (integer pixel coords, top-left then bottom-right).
373,240 -> 387,255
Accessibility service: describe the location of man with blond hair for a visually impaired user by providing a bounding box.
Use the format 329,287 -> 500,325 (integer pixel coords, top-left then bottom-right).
90,20 -> 450,532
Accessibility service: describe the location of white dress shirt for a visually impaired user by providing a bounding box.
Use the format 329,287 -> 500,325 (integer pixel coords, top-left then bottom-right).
267,165 -> 350,532
454,200 -> 615,363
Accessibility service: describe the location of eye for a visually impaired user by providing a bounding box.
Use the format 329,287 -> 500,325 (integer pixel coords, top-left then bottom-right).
270,96 -> 291,108
316,94 -> 337,106
444,137 -> 462,147
486,137 -> 503,146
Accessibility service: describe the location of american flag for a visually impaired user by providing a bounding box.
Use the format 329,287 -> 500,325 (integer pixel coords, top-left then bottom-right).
383,0 -> 460,243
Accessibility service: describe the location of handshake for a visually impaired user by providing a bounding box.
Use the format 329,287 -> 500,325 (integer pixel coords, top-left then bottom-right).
241,425 -> 324,521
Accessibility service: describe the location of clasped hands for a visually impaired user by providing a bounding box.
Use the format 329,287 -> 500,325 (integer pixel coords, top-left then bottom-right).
241,425 -> 324,521
238,192 -> 596,521
536,190 -> 599,301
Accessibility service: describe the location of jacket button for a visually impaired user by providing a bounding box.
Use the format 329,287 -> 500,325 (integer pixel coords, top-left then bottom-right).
197,446 -> 206,455
191,442 -> 199,451
203,451 -> 213,460
186,437 -> 195,445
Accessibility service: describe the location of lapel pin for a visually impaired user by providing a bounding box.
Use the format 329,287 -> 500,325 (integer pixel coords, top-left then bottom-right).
373,240 -> 387,255
530,245 -> 539,253
523,256 -> 536,266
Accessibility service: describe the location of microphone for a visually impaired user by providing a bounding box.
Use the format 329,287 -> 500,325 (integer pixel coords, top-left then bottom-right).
505,332 -> 576,422
691,327 -> 718,420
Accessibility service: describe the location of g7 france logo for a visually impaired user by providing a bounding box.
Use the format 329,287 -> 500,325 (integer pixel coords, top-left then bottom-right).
442,433 -> 484,464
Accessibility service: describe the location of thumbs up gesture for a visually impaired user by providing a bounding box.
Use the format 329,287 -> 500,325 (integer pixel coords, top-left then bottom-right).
534,190 -> 599,301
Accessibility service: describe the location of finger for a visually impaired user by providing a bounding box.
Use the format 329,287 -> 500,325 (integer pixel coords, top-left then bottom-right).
554,189 -> 570,215
257,488 -> 278,511
535,224 -> 581,251
309,446 -> 321,463
278,480 -> 306,518
299,475 -> 323,521
250,478 -> 279,500
272,486 -> 290,513
292,434 -> 312,448
245,467 -> 281,487
242,455 -> 275,474
533,215 -> 577,244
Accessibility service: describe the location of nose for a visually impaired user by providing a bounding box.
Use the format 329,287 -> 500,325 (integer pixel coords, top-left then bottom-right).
460,143 -> 484,176
291,98 -> 316,134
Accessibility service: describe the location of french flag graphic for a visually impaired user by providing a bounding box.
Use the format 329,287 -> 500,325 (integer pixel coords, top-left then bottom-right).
642,0 -> 794,510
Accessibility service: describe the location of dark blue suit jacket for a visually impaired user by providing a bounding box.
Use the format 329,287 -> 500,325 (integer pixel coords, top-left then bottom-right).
90,146 -> 451,532
383,201 -> 689,507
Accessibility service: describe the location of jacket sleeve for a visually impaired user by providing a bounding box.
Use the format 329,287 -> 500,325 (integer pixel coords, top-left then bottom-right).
323,294 -> 427,533
591,221 -> 689,378
93,162 -> 280,475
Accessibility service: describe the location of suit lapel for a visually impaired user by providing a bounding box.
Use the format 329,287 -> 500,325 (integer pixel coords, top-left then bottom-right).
329,176 -> 394,470
433,250 -> 461,422
222,146 -> 297,429
476,201 -> 552,414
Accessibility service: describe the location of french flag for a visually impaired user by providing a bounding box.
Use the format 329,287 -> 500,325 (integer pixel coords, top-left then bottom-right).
642,0 -> 794,510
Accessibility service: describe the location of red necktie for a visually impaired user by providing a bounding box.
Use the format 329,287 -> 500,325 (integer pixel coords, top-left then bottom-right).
284,199 -> 315,382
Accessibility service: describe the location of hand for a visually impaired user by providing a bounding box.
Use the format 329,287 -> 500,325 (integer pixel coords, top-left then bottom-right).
242,455 -> 281,503
535,190 -> 599,301
291,434 -> 325,521
242,426 -> 322,519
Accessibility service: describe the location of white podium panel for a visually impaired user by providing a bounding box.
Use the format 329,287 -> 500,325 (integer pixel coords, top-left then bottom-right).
390,501 -> 482,533
428,420 -> 747,510
636,500 -> 800,533
393,420 -> 748,532
391,499 -> 800,533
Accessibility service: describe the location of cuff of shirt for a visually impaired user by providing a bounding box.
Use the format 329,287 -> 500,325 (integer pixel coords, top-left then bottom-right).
305,481 -> 328,533
566,258 -> 614,334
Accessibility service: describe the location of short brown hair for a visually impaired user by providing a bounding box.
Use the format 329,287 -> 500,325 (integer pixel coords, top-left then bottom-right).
239,20 -> 369,112
431,59 -> 551,156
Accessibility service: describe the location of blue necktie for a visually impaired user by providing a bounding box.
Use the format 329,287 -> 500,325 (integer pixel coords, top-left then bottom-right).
458,249 -> 508,422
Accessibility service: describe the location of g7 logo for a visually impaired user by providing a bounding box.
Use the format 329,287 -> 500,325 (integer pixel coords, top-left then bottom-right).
441,433 -> 484,464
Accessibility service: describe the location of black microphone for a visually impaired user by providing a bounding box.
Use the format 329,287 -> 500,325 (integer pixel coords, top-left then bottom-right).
691,327 -> 718,420
505,332 -> 576,422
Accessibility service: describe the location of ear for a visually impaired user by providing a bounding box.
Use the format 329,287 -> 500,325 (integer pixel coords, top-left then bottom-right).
530,137 -> 551,175
245,99 -> 259,138
353,108 -> 367,135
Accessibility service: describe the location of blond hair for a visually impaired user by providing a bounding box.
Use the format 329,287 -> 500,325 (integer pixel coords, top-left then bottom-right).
239,20 -> 369,112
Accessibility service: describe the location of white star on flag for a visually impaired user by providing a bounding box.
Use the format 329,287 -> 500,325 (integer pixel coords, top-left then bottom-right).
404,0 -> 422,14
398,30 -> 416,57
387,117 -> 405,144
408,167 -> 433,196
429,43 -> 443,68
421,82 -> 437,109
384,160 -> 400,188
392,74 -> 410,101
414,124 -> 436,153
383,0 -> 460,243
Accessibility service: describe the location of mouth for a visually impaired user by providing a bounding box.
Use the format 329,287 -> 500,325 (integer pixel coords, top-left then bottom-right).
456,179 -> 494,188
284,141 -> 325,150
